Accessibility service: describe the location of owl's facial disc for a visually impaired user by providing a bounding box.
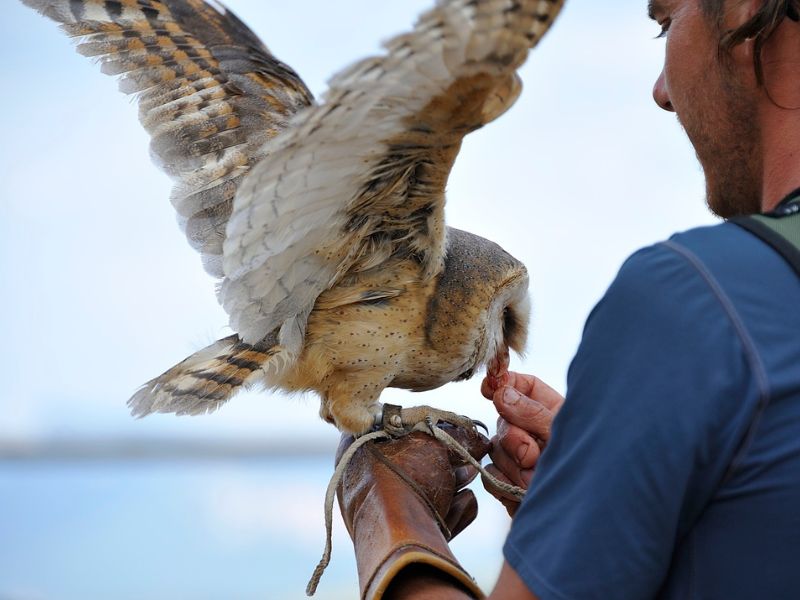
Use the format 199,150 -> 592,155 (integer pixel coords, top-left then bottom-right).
480,282 -> 531,381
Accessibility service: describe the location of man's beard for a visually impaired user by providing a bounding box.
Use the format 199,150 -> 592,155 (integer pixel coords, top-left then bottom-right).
700,112 -> 762,218
679,66 -> 762,218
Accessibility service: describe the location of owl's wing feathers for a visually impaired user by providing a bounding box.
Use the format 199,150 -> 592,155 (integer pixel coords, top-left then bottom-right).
222,0 -> 564,345
24,0 -> 313,277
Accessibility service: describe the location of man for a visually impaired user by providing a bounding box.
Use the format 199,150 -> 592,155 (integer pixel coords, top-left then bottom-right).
336,1 -> 800,598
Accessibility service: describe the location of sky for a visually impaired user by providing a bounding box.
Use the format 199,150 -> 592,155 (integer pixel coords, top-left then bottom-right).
0,0 -> 717,597
0,0 -> 715,444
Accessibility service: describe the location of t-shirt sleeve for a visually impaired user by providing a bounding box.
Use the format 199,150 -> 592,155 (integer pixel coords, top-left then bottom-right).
503,242 -> 763,600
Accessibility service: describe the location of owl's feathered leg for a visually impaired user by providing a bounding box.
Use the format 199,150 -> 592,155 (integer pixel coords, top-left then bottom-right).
322,373 -> 388,434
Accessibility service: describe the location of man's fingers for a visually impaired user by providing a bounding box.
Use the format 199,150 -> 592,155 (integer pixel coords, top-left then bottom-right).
504,373 -> 565,412
497,419 -> 541,469
479,371 -> 560,520
493,385 -> 555,442
489,435 -> 534,489
483,372 -> 564,413
500,372 -> 537,397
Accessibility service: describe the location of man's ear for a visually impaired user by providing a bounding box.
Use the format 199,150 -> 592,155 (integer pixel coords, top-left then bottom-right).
756,2 -> 800,103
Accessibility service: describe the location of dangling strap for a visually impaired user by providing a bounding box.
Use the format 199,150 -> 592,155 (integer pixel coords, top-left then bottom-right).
729,193 -> 800,278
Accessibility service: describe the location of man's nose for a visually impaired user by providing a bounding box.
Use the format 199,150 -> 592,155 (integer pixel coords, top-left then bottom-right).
653,70 -> 674,112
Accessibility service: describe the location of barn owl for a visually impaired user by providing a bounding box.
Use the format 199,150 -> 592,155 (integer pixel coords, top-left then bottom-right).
23,0 -> 563,434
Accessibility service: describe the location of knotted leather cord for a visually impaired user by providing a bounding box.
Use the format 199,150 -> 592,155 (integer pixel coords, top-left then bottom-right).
419,418 -> 526,502
306,414 -> 526,596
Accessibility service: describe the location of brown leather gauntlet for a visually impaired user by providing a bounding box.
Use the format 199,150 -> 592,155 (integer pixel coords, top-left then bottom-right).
336,425 -> 490,599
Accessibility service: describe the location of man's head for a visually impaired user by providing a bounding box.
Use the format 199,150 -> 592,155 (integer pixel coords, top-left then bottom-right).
649,0 -> 799,217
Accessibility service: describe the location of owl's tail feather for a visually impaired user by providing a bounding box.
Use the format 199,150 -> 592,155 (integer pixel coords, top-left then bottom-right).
128,333 -> 282,418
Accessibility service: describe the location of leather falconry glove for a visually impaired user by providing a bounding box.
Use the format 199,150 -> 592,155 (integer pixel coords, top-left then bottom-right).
336,423 -> 490,599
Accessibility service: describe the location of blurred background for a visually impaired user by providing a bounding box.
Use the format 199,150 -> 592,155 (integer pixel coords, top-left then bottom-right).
0,0 -> 714,598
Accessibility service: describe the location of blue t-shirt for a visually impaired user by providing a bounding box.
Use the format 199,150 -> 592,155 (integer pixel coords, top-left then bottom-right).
505,222 -> 800,599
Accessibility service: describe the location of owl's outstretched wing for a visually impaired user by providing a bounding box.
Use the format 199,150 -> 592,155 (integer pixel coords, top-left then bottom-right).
222,0 -> 564,345
24,0 -> 313,277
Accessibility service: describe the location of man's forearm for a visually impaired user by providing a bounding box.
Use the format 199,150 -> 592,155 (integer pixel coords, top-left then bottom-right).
383,560 -> 539,600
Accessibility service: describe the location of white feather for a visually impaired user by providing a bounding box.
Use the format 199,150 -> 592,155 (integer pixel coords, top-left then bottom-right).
221,0 -> 564,344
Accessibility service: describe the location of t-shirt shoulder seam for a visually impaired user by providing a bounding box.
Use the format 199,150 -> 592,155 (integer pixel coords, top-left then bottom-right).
660,239 -> 771,477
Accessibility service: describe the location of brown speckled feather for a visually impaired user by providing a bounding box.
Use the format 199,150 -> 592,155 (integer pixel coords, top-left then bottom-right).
24,0 -> 313,276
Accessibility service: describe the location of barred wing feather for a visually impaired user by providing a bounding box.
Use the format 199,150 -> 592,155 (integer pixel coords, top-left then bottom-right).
23,0 -> 313,277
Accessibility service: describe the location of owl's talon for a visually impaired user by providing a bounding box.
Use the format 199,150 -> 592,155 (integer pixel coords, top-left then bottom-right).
472,419 -> 489,434
378,404 -> 483,436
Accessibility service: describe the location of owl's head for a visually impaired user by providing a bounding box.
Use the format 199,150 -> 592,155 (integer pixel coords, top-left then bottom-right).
428,228 -> 531,383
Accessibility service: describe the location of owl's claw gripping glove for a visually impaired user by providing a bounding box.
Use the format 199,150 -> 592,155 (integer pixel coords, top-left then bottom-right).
336,424 -> 490,599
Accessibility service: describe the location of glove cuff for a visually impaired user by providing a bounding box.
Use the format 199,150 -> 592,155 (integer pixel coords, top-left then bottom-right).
364,543 -> 485,600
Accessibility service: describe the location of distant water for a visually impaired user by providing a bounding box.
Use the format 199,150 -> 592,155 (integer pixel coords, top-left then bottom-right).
0,458 -> 507,600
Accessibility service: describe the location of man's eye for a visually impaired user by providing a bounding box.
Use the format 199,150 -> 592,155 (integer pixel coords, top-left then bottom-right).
655,19 -> 671,39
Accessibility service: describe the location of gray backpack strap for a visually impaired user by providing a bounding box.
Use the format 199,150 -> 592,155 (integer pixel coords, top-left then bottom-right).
730,199 -> 800,277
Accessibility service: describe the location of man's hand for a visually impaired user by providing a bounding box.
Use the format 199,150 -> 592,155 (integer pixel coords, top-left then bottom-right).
481,372 -> 565,516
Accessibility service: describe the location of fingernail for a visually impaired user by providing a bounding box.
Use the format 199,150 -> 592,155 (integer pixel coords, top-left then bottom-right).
502,386 -> 521,406
516,443 -> 528,464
